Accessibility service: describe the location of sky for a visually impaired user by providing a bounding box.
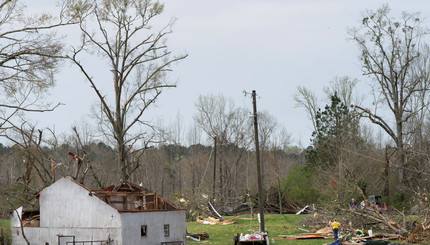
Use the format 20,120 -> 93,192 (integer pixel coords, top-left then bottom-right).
24,0 -> 430,147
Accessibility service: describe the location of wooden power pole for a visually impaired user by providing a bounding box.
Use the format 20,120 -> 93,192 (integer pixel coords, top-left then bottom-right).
212,136 -> 217,203
252,90 -> 265,232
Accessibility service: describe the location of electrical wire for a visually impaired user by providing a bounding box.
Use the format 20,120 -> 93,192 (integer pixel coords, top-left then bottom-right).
318,139 -> 430,176
198,146 -> 214,187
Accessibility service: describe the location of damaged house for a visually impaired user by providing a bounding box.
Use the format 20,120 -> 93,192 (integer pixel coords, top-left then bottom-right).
11,176 -> 186,245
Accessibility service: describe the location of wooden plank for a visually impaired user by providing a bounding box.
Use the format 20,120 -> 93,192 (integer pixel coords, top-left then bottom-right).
155,192 -> 158,209
278,234 -> 326,239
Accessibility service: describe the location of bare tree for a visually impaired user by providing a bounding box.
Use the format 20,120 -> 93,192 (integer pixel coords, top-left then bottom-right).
349,4 -> 430,185
323,76 -> 361,108
295,76 -> 361,136
256,110 -> 279,189
194,94 -> 252,205
0,0 -> 76,129
0,1 -> 79,207
1,123 -> 55,196
185,124 -> 204,193
266,125 -> 291,214
294,86 -> 319,132
67,0 -> 187,181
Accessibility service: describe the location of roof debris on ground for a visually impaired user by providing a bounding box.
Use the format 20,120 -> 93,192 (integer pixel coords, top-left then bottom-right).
279,233 -> 327,239
278,226 -> 406,244
196,216 -> 238,225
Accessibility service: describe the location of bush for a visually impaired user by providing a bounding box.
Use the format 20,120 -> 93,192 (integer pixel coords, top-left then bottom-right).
281,165 -> 323,205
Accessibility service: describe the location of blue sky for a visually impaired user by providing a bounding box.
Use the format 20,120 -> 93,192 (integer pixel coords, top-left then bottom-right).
25,0 -> 430,146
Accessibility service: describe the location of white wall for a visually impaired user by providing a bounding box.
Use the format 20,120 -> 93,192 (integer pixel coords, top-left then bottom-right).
11,177 -> 124,245
11,227 -> 121,245
10,207 -> 22,228
39,177 -> 122,228
121,210 -> 186,245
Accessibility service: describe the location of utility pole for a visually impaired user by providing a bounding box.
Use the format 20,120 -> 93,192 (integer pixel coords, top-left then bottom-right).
212,136 -> 217,203
252,90 -> 265,232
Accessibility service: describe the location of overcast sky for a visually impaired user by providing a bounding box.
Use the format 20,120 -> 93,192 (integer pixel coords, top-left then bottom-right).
25,0 -> 430,147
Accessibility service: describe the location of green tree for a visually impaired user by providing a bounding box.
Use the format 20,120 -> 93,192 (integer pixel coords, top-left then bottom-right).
307,93 -> 363,201
282,165 -> 321,204
308,93 -> 357,167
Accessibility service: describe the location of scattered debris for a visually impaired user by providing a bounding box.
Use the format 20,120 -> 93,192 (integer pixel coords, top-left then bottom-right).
296,205 -> 309,215
233,232 -> 268,244
406,221 -> 430,243
316,227 -> 332,234
186,232 -> 209,241
298,227 -> 309,232
279,226 -> 331,240
208,201 -> 223,219
295,204 -> 318,215
22,214 -> 40,227
280,224 -> 406,244
196,216 -> 238,225
279,233 -> 327,239
186,236 -> 200,242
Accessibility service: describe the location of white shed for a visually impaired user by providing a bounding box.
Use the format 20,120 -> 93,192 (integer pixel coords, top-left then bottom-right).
11,176 -> 186,245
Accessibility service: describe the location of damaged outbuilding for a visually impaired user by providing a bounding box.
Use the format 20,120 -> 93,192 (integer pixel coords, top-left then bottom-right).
11,176 -> 186,245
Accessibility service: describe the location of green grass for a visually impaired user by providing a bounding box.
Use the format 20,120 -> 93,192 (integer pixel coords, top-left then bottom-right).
186,214 -> 330,245
0,219 -> 11,244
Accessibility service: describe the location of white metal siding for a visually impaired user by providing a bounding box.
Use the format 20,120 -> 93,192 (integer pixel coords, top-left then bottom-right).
39,177 -> 122,228
11,227 -> 121,245
121,210 -> 186,245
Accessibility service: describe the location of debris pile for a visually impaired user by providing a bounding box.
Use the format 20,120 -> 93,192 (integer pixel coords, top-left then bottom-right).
279,224 -> 405,244
196,216 -> 238,225
279,233 -> 326,240
280,221 -> 430,244
233,232 -> 268,244
186,232 -> 209,241
406,221 -> 430,243
239,232 -> 266,241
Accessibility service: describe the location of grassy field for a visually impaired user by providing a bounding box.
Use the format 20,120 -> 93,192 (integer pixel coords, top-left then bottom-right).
186,214 -> 330,245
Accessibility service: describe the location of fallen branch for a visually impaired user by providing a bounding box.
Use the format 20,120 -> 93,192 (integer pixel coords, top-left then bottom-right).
342,207 -> 408,234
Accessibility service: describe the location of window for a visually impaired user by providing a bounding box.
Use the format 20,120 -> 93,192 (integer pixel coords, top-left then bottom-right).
141,225 -> 148,237
164,224 -> 170,237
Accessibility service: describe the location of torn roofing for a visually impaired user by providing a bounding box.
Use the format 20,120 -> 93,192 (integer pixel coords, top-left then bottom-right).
36,176 -> 179,211
89,179 -> 179,211
91,181 -> 152,193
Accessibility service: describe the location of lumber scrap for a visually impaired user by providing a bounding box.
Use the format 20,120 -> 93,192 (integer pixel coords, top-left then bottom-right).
316,226 -> 332,234
278,233 -> 326,239
196,216 -> 238,225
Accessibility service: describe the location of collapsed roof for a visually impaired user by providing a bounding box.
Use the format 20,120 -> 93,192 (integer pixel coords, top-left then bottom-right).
90,180 -> 179,212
